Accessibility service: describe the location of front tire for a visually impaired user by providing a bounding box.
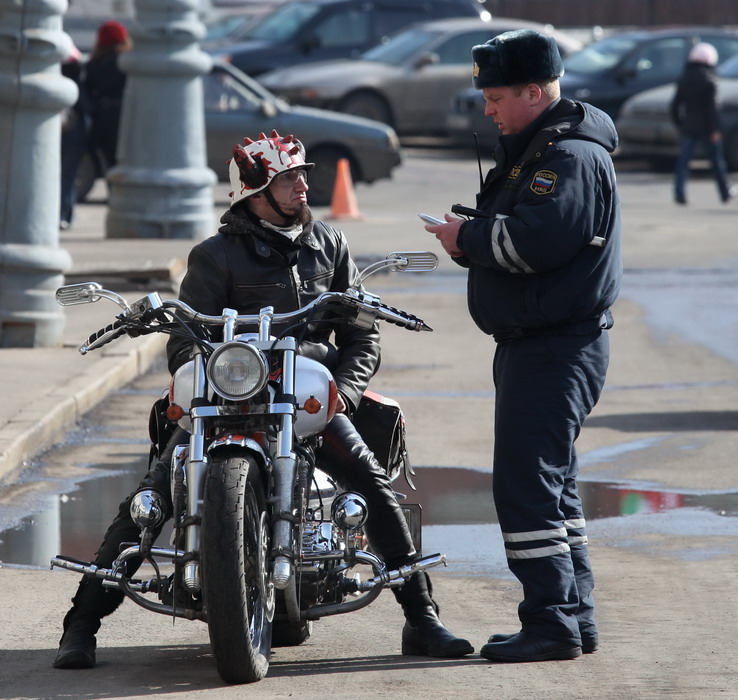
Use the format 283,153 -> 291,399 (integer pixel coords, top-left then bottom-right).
202,454 -> 273,684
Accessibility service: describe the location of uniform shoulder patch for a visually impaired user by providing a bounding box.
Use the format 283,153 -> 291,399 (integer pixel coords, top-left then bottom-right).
530,169 -> 558,195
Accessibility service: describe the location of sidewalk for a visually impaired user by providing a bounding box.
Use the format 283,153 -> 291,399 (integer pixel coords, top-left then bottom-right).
0,193 -> 194,483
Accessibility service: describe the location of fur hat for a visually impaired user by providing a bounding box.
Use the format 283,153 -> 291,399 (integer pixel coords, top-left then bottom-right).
472,29 -> 564,89
96,20 -> 128,48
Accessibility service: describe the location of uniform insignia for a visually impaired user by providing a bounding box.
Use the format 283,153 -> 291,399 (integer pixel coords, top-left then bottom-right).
508,165 -> 521,180
473,63 -> 480,78
530,169 -> 558,195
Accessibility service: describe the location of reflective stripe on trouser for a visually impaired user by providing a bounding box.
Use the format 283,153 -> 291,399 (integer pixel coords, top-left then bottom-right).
492,331 -> 608,643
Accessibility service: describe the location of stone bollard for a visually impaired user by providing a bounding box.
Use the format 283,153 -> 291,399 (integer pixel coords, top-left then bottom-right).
106,0 -> 216,239
0,0 -> 74,347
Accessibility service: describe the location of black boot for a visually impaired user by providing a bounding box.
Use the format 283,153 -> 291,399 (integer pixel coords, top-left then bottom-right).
394,572 -> 474,658
53,620 -> 98,669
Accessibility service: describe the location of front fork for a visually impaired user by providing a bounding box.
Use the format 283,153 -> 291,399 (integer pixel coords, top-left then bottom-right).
181,353 -> 208,593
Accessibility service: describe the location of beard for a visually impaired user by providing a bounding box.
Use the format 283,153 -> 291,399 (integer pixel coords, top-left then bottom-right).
292,201 -> 312,227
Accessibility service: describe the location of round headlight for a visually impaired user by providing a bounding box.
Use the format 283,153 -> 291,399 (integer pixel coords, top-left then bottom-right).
206,342 -> 269,400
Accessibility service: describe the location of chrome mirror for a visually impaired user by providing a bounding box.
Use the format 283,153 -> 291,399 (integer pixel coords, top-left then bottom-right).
56,282 -> 103,306
387,251 -> 439,272
56,282 -> 131,311
357,251 -> 439,285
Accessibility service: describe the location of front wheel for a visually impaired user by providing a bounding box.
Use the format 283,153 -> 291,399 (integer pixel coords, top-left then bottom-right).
202,454 -> 273,684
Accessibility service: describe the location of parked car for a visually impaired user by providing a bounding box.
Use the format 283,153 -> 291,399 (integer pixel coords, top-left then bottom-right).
560,27 -> 738,120
206,0 -> 490,77
75,62 -> 402,206
616,52 -> 738,171
446,27 -> 738,152
259,17 -> 581,137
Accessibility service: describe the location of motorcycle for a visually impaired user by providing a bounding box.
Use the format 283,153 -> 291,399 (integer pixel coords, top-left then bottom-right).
51,251 -> 447,684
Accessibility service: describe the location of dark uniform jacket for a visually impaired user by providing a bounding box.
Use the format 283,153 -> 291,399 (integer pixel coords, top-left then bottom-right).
455,98 -> 622,338
166,209 -> 380,414
670,62 -> 721,137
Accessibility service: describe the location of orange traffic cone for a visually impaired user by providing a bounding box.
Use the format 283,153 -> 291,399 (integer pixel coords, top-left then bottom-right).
329,158 -> 362,220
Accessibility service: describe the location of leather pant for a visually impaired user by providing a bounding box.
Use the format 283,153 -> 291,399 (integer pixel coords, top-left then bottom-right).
61,414 -> 417,633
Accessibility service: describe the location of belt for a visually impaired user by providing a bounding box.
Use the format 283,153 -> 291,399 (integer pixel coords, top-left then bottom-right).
493,310 -> 613,344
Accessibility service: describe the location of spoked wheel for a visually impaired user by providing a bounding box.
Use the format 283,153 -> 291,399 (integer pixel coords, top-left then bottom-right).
202,454 -> 274,684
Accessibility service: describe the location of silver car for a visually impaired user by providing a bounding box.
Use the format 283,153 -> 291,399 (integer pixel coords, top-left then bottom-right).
259,17 -> 582,137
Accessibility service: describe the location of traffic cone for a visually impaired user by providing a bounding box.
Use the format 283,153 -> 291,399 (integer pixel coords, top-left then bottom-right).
329,158 -> 362,220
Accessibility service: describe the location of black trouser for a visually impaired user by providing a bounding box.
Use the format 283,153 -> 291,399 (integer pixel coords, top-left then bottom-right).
492,331 -> 609,644
61,415 -> 417,633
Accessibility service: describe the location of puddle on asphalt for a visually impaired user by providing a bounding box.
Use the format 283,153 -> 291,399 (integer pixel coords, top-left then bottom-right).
2,465 -> 738,569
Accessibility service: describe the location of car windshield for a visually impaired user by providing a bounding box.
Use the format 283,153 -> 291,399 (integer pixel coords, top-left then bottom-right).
204,14 -> 257,42
718,53 -> 738,78
242,2 -> 320,42
564,35 -> 640,74
361,29 -> 439,65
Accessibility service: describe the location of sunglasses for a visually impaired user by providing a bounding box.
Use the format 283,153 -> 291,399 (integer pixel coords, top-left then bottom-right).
274,169 -> 308,186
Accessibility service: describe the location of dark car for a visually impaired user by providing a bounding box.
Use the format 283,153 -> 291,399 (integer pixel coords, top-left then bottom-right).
446,27 -> 738,152
616,52 -> 738,171
76,62 -> 402,206
206,0 -> 490,77
259,17 -> 581,137
560,27 -> 738,120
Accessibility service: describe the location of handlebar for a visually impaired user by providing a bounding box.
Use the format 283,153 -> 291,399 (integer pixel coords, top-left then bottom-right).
149,290 -> 432,332
66,286 -> 432,355
80,320 -> 127,354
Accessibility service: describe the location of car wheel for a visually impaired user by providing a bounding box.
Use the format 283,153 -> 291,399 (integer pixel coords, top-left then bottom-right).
306,146 -> 357,207
339,91 -> 392,127
724,131 -> 738,172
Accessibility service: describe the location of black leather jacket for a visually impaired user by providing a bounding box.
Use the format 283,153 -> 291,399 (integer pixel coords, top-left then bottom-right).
166,208 -> 380,414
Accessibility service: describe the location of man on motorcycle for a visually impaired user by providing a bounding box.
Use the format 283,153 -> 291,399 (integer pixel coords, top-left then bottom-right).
52,130 -> 473,669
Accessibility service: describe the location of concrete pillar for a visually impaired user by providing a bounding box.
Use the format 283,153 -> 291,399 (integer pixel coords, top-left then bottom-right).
0,0 -> 74,347
106,0 -> 215,239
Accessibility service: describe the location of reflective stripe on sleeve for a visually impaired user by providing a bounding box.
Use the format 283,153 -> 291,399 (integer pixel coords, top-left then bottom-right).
564,518 -> 586,530
490,214 -> 536,274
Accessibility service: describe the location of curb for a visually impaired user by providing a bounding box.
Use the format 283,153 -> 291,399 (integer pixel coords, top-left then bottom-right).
0,334 -> 167,484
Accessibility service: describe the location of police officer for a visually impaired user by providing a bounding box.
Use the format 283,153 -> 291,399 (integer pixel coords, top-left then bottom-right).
426,30 -> 622,662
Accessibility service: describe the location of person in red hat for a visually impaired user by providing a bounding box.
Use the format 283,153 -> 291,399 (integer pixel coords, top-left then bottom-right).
85,20 -> 131,172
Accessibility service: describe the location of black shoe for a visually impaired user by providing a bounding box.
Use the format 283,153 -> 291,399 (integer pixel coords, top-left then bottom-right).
480,630 -> 581,662
675,194 -> 687,205
53,629 -> 96,669
488,631 -> 599,653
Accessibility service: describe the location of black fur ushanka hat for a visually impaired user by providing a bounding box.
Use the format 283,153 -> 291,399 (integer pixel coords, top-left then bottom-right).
472,29 -> 564,88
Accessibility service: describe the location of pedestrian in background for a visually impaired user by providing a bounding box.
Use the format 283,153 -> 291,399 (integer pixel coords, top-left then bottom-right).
60,44 -> 88,230
85,20 -> 130,172
671,42 -> 735,205
426,29 -> 622,662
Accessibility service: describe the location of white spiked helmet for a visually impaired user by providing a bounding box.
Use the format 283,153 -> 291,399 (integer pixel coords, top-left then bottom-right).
228,130 -> 314,208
